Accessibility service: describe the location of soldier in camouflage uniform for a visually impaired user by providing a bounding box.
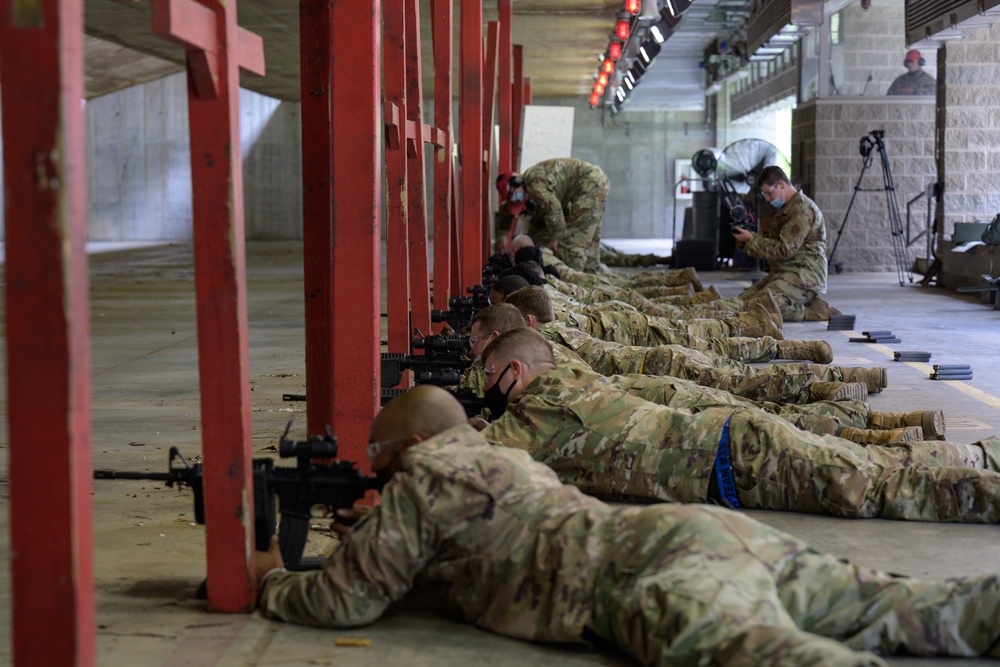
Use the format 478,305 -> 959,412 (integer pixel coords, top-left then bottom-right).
597,242 -> 669,267
734,166 -> 834,322
496,159 -> 610,271
256,386 -> 1000,665
479,328 -> 1000,521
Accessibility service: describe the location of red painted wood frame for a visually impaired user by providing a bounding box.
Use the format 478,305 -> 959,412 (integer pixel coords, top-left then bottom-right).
384,0 -> 410,357
482,21 -> 500,258
151,0 -> 265,612
512,45 -> 524,171
328,0 -> 381,465
497,0 -> 513,175
525,78 -> 533,106
1,0 -> 96,662
430,0 -> 454,313
459,0 -> 484,290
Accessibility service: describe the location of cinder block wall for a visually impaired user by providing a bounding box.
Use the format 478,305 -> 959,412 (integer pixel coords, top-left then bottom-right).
792,98 -> 936,272
939,23 -> 1000,235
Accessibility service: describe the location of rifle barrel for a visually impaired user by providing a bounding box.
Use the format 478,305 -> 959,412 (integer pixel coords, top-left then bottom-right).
93,470 -> 173,481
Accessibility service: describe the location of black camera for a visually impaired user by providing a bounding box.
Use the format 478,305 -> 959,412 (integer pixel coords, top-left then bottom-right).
729,204 -> 750,231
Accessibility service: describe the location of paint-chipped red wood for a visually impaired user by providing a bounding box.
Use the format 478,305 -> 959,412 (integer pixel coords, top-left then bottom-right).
1,0 -> 96,662
513,45 -> 524,171
155,0 -> 264,612
431,0 -> 454,315
482,21 -> 499,258
460,0 -> 484,290
329,0 -> 381,465
497,0 -> 513,175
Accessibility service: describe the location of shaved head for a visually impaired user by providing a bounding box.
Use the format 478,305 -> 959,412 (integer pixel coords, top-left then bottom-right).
371,385 -> 468,444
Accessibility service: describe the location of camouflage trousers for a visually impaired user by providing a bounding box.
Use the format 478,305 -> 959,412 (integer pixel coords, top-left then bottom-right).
598,243 -> 662,267
740,271 -> 814,323
590,504 -> 1000,666
563,310 -> 749,348
544,172 -> 610,272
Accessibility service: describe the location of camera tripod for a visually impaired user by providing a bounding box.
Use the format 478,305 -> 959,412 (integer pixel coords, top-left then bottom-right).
828,130 -> 913,286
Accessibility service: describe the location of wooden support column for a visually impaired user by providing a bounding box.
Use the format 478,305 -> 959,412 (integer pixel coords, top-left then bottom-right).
404,0 -> 432,337
330,0 -> 381,463
482,21 -> 500,258
299,0 -> 335,435
383,0 -> 410,355
151,0 -> 265,612
430,0 -> 454,313
525,77 -> 533,105
497,0 -> 513,174
459,0 -> 484,290
512,44 -> 524,171
1,0 -> 95,663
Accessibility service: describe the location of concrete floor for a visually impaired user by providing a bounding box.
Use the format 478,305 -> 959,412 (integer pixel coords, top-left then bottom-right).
1,240 -> 999,666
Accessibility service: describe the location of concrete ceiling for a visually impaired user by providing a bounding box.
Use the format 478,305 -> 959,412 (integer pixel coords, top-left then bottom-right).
80,0 -> 750,108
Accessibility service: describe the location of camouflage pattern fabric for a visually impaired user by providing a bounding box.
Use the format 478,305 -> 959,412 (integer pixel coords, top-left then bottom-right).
887,69 -> 936,96
258,425 -> 1000,664
739,190 -> 827,322
483,365 -> 1000,522
519,158 -> 610,271
555,305 -> 755,347
546,277 -> 741,319
598,243 -> 662,267
540,247 -> 693,291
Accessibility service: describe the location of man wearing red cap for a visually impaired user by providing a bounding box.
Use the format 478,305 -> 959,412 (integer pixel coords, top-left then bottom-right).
496,158 -> 610,271
887,49 -> 936,96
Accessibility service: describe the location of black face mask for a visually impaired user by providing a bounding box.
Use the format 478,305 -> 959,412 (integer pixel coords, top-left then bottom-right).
483,363 -> 515,420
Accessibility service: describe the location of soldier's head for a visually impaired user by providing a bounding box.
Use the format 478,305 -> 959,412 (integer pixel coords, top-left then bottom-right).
905,49 -> 924,72
510,233 -> 535,254
757,166 -> 797,209
500,262 -> 546,286
368,385 -> 468,477
505,286 -> 555,327
497,173 -> 528,216
469,304 -> 528,360
489,274 -> 530,305
480,328 -> 556,417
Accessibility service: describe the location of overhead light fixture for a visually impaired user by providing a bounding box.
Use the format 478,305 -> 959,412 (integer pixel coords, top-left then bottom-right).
616,87 -> 626,102
602,59 -> 615,74
598,72 -> 610,86
662,0 -> 691,19
609,40 -> 622,60
616,18 -> 630,41
649,21 -> 669,43
625,0 -> 640,14
639,39 -> 662,64
624,77 -> 634,91
625,70 -> 636,85
639,0 -> 659,19
589,91 -> 601,107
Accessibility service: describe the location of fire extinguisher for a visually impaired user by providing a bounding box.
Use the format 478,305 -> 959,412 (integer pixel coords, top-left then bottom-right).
861,0 -> 870,8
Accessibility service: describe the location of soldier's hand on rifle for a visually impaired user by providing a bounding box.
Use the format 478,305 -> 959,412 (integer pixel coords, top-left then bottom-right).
468,416 -> 489,432
255,535 -> 285,585
330,505 -> 373,536
731,226 -> 753,244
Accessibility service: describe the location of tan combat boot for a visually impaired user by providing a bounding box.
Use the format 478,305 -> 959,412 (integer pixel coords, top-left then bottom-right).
868,410 -> 946,440
678,266 -> 704,292
737,304 -> 783,340
690,285 -> 722,304
747,290 -> 784,328
809,381 -> 868,403
659,284 -> 694,297
776,339 -> 834,364
842,367 -> 888,393
803,296 -> 842,321
838,426 -> 925,444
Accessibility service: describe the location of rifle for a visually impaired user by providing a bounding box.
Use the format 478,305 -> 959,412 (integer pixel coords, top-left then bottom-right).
380,333 -> 471,389
430,286 -> 491,334
381,386 -> 484,418
94,422 -> 379,570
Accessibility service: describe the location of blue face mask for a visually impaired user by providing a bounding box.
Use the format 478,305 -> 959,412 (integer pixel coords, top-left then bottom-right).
770,197 -> 786,209
510,189 -> 526,203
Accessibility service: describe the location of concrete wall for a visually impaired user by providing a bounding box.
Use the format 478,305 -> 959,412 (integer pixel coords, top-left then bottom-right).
792,97 -> 936,272
76,73 -> 302,243
939,23 -> 1000,236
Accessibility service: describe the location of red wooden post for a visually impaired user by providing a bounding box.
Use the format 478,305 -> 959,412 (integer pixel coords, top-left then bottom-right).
459,0 -> 484,290
513,44 -> 524,171
1,0 -> 95,663
404,0 -> 432,338
299,0 -> 335,435
430,0 -> 454,314
151,0 -> 265,612
450,168 -> 463,297
330,0 -> 381,464
525,77 -> 533,105
482,21 -> 500,259
384,0 -> 410,356
497,0 -> 513,174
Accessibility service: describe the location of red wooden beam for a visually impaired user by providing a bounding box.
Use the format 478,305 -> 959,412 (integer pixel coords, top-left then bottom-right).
497,0 -> 513,174
482,21 -> 499,258
512,44 -> 524,171
431,0 -> 453,315
330,0 -> 381,465
460,0 -> 484,290
404,0 -> 432,338
153,0 -> 265,612
1,0 -> 96,663
383,0 -> 410,357
299,0 -> 335,436
525,77 -> 533,105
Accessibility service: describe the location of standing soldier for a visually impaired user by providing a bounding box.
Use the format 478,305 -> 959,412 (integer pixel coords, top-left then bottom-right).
497,158 -> 610,271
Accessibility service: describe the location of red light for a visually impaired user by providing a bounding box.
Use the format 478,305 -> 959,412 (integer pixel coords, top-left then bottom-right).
616,19 -> 630,41
602,59 -> 615,74
598,72 -> 609,86
590,92 -> 601,107
625,0 -> 640,13
595,81 -> 606,95
609,42 -> 622,60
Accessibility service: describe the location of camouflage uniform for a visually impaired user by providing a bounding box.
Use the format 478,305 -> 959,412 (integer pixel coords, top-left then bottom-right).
887,69 -> 936,96
597,242 -> 663,267
540,247 -> 694,293
739,190 -> 827,322
555,305 -> 764,347
546,277 -> 740,320
515,158 -> 610,271
483,366 -> 1000,521
258,425 -> 1000,664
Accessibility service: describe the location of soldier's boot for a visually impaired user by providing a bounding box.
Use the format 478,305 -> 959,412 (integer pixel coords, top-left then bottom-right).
690,285 -> 722,304
868,410 -> 946,440
747,290 -> 784,328
803,296 -> 842,321
842,366 -> 888,393
660,284 -> 694,297
838,425 -> 925,444
737,304 -> 783,340
775,339 -> 834,364
677,266 -> 704,292
809,381 -> 868,403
